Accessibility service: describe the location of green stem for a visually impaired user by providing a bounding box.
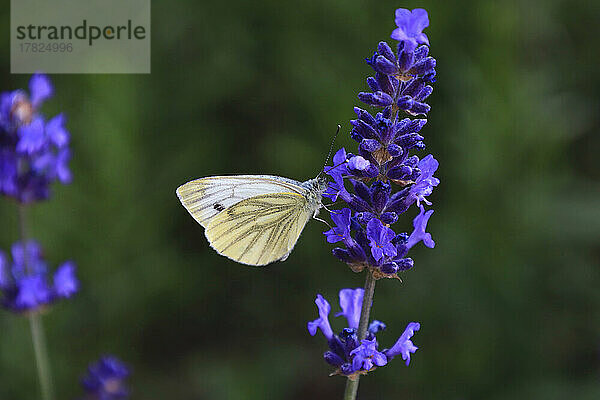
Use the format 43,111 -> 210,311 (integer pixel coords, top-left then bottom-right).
343,377 -> 360,400
342,269 -> 377,400
18,205 -> 55,400
28,313 -> 53,400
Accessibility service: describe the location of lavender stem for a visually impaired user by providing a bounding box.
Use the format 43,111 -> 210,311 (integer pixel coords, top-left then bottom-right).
343,269 -> 377,400
28,313 -> 53,400
18,205 -> 55,400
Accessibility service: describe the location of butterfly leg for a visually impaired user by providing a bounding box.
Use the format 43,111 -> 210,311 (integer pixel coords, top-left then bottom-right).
312,216 -> 332,229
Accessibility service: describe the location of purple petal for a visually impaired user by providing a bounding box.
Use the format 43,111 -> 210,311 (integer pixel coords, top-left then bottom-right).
382,243 -> 398,258
366,218 -> 382,242
391,8 -> 430,52
408,9 -> 430,38
29,73 -> 53,108
373,352 -> 388,366
371,245 -> 384,262
418,154 -> 439,176
352,354 -> 365,372
385,322 -> 420,366
0,251 -> 10,289
323,208 -> 352,243
55,148 -> 72,183
45,113 -> 69,148
307,294 -> 333,340
17,117 -> 46,154
15,274 -> 52,311
348,156 -> 371,172
53,261 -> 79,298
350,338 -> 387,371
335,288 -> 364,329
81,356 -> 130,397
406,206 -> 435,250
11,240 -> 43,269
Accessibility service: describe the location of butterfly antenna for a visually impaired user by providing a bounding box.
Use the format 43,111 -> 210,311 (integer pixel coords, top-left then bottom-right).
326,125 -> 342,167
317,125 -> 341,178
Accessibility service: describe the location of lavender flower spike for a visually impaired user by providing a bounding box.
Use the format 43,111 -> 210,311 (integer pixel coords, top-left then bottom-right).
314,6 -> 438,399
0,73 -> 72,203
324,8 -> 439,278
81,355 -> 131,400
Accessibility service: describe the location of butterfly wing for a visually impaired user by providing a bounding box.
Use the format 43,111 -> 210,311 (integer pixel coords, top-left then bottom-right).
204,192 -> 314,266
176,175 -> 307,228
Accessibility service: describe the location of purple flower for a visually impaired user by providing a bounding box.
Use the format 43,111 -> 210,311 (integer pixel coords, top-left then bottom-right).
309,289 -> 421,375
406,206 -> 435,250
45,113 -> 69,148
32,147 -> 73,183
407,154 -> 439,207
0,240 -> 78,313
391,8 -> 430,52
307,294 -> 334,340
324,148 -> 349,201
11,240 -> 43,270
16,116 -> 45,154
366,218 -> 397,261
14,275 -> 52,310
347,155 -> 370,172
0,150 -> 18,195
0,73 -> 72,203
53,261 -> 79,298
81,355 -> 130,400
0,73 -> 52,130
335,288 -> 364,329
0,91 -> 31,130
323,208 -> 352,244
28,73 -> 54,108
385,322 -> 420,366
350,338 -> 388,371
368,320 -> 386,334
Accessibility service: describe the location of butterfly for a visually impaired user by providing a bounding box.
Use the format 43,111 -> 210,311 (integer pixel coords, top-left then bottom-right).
176,174 -> 329,266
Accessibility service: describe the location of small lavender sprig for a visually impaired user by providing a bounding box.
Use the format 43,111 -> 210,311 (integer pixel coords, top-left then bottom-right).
0,240 -> 78,312
80,355 -> 131,400
308,288 -> 420,378
0,73 -> 77,400
0,73 -> 72,203
311,8 -> 439,400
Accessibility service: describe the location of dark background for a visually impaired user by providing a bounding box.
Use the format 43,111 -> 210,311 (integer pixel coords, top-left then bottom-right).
0,0 -> 599,399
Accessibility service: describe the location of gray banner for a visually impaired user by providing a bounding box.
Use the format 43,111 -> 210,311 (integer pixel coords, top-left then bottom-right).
11,0 -> 150,73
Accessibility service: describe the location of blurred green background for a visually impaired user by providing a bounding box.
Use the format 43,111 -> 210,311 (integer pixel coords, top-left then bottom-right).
0,0 -> 599,399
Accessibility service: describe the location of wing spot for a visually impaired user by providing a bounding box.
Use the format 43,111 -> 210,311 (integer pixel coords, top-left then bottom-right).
213,203 -> 225,212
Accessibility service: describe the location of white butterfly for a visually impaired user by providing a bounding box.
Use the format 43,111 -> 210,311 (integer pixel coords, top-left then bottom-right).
176,175 -> 329,266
